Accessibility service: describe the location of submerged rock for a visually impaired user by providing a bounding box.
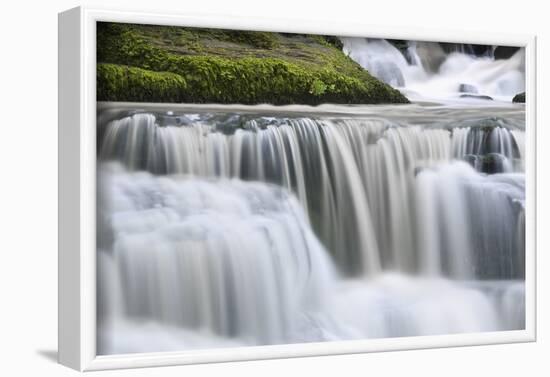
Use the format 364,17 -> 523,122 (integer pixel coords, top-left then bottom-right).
460,94 -> 493,100
459,83 -> 479,94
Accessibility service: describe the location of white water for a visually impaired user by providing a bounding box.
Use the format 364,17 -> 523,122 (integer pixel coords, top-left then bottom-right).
98,162 -> 524,354
341,38 -> 525,101
97,164 -> 335,352
97,103 -> 525,355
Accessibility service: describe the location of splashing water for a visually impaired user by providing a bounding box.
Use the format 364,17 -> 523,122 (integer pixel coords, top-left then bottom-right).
341,38 -> 525,102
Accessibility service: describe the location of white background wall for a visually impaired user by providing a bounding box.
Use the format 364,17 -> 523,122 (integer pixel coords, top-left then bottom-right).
0,0 -> 547,375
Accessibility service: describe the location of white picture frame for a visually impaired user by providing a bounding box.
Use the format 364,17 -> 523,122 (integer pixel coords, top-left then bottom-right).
58,6 -> 537,371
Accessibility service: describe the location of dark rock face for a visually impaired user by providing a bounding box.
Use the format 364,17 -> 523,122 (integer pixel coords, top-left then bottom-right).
322,35 -> 344,50
460,94 -> 494,100
512,92 -> 526,103
438,43 -> 520,60
439,43 -> 492,57
387,39 -> 408,51
387,39 -> 414,64
459,83 -> 479,94
494,46 -> 520,60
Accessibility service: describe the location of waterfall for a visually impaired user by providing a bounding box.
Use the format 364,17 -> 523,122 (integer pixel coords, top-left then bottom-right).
415,162 -> 524,279
340,38 -> 525,101
99,111 -> 525,277
97,105 -> 526,355
340,39 -> 411,87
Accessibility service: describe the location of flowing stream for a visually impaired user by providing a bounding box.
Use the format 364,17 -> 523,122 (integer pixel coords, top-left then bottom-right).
96,40 -> 526,355
341,38 -> 525,102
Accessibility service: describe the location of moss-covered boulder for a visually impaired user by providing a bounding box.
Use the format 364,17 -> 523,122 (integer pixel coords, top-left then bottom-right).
512,92 -> 525,103
97,64 -> 188,102
96,23 -> 408,105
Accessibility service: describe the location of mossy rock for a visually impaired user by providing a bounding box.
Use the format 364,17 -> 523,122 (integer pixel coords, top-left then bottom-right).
223,30 -> 279,49
97,64 -> 187,102
96,22 -> 409,105
512,92 -> 525,103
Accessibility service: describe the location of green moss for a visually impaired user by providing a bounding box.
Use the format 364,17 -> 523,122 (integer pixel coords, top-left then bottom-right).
309,79 -> 329,97
222,30 -> 280,49
96,22 -> 408,105
97,64 -> 187,102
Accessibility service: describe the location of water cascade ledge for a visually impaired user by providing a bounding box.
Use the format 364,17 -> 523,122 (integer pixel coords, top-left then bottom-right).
97,104 -> 526,355
99,109 -> 525,278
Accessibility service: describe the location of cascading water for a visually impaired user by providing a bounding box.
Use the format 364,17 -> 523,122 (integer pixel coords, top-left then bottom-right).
97,101 -> 526,355
97,165 -> 336,353
341,38 -> 525,101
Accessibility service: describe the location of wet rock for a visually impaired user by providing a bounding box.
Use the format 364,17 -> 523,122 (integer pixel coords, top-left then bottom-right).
463,153 -> 509,174
512,92 -> 525,103
481,153 -> 509,174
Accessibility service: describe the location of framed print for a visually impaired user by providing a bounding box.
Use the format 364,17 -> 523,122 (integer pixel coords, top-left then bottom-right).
58,6 -> 536,371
